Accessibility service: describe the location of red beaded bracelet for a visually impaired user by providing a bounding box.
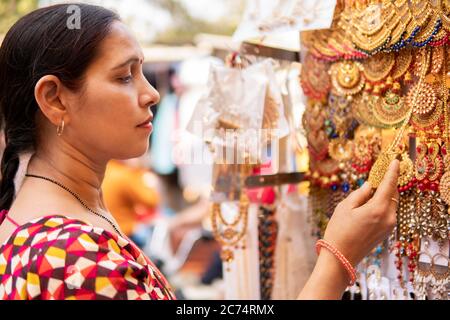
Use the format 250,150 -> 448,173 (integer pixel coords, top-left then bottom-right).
315,239 -> 357,286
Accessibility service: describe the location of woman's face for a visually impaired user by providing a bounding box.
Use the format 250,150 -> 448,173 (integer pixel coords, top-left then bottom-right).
63,21 -> 159,162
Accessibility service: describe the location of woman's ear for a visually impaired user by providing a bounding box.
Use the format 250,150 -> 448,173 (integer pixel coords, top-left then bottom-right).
34,75 -> 69,126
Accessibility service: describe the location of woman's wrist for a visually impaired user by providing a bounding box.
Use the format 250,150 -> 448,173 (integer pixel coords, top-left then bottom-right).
297,249 -> 350,299
316,239 -> 356,286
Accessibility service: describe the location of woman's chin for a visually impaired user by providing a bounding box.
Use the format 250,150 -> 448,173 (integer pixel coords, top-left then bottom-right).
115,142 -> 149,160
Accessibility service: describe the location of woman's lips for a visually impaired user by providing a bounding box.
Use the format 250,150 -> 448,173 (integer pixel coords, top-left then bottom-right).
138,122 -> 152,129
137,115 -> 153,128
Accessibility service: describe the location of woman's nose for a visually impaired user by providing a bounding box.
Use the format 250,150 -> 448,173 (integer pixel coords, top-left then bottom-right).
140,84 -> 160,108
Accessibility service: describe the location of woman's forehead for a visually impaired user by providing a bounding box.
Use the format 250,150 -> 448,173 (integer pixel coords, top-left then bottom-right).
93,21 -> 144,67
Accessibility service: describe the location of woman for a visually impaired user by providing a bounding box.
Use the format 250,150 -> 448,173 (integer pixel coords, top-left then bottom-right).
0,4 -> 399,300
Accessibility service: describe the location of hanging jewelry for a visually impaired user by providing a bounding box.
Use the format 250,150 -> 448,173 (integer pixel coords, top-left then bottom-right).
352,91 -> 389,129
391,48 -> 413,80
414,142 -> 430,184
429,253 -> 450,300
211,191 -> 250,266
427,141 -> 444,183
413,251 -> 433,300
330,60 -> 365,97
362,52 -> 395,83
439,55 -> 450,206
406,82 -> 438,116
300,54 -> 331,100
258,203 -> 278,300
368,47 -> 430,188
373,88 -> 409,127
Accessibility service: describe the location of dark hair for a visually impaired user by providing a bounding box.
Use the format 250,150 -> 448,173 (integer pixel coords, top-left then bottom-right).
0,3 -> 120,210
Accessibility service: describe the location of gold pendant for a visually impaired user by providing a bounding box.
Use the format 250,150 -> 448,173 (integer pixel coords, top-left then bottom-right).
220,249 -> 234,263
353,92 -> 389,129
362,52 -> 395,83
328,139 -> 354,161
300,54 -> 331,100
411,100 -> 444,132
330,60 -> 365,96
406,82 -> 438,116
398,151 -> 414,187
368,152 -> 396,188
391,48 -> 413,80
373,89 -> 409,126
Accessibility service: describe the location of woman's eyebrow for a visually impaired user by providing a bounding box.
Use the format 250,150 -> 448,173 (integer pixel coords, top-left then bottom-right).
111,56 -> 142,70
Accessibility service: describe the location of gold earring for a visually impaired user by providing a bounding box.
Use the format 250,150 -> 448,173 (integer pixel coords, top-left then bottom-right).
57,119 -> 65,136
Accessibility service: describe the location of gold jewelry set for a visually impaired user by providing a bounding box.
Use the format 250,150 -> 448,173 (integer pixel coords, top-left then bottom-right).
308,0 -> 450,61
302,1 -> 450,298
210,162 -> 254,266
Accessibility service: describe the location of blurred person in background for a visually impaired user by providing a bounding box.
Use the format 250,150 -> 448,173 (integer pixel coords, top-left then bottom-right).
102,155 -> 160,246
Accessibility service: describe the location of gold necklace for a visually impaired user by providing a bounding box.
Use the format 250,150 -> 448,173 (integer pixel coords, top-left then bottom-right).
362,52 -> 396,83
211,192 -> 249,263
412,4 -> 439,44
391,48 -> 413,80
300,54 -> 331,100
352,2 -> 395,36
406,81 -> 438,116
403,0 -> 430,42
442,0 -> 450,32
330,60 -> 365,96
353,91 -> 390,128
387,0 -> 411,47
351,7 -> 395,53
368,47 -> 430,188
25,173 -> 123,237
439,54 -> 450,207
373,88 -> 409,126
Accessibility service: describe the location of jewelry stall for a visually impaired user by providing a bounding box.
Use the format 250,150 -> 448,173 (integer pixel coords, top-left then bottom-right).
187,0 -> 449,300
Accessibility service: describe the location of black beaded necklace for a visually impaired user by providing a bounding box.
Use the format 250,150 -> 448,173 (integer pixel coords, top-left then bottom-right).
25,173 -> 123,237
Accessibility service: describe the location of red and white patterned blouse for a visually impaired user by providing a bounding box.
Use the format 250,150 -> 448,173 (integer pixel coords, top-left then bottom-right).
0,211 -> 175,300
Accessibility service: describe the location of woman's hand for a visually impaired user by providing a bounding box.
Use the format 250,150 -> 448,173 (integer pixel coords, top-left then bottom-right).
323,159 -> 400,266
298,159 -> 400,299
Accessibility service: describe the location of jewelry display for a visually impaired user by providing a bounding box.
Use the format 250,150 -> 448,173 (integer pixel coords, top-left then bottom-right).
300,0 -> 450,300
413,252 -> 433,300
300,54 -> 331,101
368,47 -> 430,188
429,253 -> 450,299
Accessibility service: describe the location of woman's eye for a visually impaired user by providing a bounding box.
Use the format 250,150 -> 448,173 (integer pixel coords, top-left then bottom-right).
119,75 -> 133,83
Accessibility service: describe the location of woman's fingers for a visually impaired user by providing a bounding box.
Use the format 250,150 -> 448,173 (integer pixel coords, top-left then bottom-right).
345,182 -> 373,208
373,159 -> 400,211
373,160 -> 400,221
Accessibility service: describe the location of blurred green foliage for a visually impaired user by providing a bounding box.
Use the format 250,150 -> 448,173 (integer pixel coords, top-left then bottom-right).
0,0 -> 38,34
153,0 -> 242,45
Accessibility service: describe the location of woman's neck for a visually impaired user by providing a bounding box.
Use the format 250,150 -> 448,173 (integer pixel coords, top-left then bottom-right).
26,144 -> 108,212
